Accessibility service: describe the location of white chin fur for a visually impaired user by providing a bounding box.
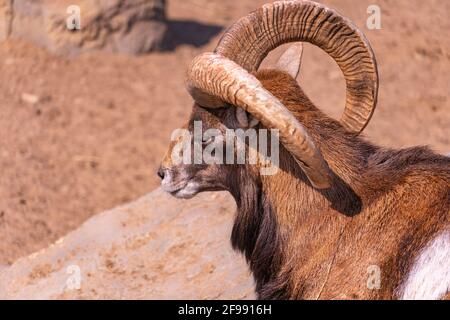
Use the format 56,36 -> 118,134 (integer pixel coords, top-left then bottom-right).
174,181 -> 200,198
162,179 -> 200,199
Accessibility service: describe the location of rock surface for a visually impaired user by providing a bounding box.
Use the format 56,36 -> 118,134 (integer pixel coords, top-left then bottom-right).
0,0 -> 167,56
0,189 -> 255,299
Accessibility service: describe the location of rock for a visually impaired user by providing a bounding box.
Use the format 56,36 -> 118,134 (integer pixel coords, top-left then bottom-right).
1,0 -> 167,56
0,188 -> 255,299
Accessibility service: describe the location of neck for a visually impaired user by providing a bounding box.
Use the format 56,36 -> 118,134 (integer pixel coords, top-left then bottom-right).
228,169 -> 291,298
227,110 -> 378,298
226,72 -> 380,297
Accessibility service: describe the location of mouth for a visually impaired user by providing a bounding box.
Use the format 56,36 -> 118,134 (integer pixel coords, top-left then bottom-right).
170,188 -> 197,199
161,181 -> 198,199
162,182 -> 187,194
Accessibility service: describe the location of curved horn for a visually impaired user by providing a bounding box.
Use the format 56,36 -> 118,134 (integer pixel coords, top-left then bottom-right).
187,53 -> 331,189
215,0 -> 378,134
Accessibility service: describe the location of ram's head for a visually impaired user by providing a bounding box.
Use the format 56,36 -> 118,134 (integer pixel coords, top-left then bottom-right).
157,0 -> 378,199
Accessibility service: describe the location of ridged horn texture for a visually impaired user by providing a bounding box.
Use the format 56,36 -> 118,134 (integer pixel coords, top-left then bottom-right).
215,0 -> 379,134
187,53 -> 332,189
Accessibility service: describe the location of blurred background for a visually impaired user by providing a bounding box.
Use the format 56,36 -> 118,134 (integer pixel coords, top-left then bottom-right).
0,0 -> 448,266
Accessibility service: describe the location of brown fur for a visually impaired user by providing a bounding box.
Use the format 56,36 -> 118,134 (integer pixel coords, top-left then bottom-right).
160,69 -> 450,300
251,70 -> 450,299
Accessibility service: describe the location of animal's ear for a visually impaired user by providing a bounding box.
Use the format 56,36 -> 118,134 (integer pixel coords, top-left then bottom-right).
236,108 -> 259,128
275,42 -> 304,79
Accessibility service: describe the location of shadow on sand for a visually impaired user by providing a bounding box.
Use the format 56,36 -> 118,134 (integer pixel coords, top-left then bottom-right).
162,19 -> 223,51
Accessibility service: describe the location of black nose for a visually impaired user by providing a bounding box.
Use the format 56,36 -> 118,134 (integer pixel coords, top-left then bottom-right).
157,167 -> 165,180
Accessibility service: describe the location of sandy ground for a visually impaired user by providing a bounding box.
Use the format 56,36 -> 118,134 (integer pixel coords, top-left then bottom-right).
0,0 -> 449,265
